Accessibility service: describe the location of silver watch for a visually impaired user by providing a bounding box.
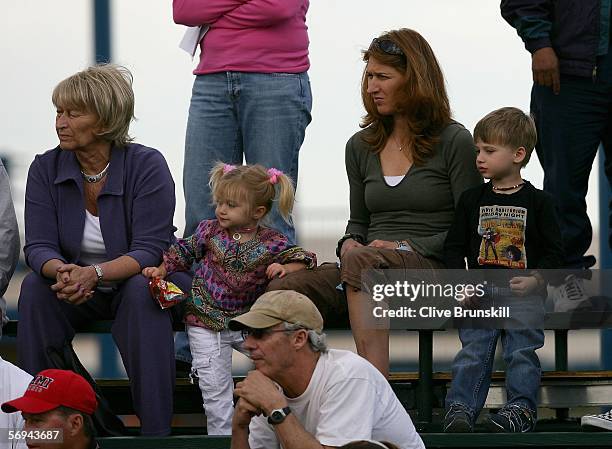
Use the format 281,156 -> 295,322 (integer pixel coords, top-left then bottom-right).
92,264 -> 104,283
395,240 -> 412,251
267,406 -> 291,425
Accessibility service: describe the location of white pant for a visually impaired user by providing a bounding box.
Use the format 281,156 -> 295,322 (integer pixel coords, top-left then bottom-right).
187,325 -> 246,435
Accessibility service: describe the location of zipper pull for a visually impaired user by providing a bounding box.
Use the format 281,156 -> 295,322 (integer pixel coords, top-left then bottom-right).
593,65 -> 598,82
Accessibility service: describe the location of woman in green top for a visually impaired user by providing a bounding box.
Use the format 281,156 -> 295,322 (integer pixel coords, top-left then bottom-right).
269,28 -> 482,376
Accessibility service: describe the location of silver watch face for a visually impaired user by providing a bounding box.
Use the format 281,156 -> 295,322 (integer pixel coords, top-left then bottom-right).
268,408 -> 289,424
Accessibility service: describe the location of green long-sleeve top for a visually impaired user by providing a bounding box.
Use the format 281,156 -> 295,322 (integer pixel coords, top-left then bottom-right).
345,121 -> 483,262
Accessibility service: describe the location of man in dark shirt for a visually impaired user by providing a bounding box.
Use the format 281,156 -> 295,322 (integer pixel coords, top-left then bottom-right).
501,0 -> 612,273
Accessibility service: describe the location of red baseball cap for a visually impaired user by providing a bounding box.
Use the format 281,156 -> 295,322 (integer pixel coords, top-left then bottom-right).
1,369 -> 97,415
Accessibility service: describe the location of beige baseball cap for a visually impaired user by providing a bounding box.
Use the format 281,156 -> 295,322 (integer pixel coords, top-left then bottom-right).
229,290 -> 324,333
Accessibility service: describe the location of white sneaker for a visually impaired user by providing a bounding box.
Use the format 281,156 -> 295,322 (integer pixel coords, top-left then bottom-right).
581,410 -> 612,430
551,274 -> 589,312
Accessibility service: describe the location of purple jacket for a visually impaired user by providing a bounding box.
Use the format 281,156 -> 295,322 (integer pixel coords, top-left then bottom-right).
24,144 -> 176,275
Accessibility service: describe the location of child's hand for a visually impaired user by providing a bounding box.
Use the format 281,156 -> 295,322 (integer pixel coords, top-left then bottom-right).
457,284 -> 481,309
266,263 -> 287,279
509,276 -> 539,296
142,266 -> 167,279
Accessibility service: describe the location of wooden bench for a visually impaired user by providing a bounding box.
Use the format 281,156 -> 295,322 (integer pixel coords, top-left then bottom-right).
0,321 -> 602,425
2,319 -> 185,336
94,370 -> 612,420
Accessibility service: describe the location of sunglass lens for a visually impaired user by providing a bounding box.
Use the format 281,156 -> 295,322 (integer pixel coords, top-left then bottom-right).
371,38 -> 403,57
243,328 -> 265,339
381,40 -> 400,55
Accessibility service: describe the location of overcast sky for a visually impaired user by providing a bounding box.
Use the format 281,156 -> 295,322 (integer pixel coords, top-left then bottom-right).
0,0 -> 600,250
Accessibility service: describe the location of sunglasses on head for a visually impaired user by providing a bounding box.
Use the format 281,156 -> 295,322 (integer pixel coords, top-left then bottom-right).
370,38 -> 405,57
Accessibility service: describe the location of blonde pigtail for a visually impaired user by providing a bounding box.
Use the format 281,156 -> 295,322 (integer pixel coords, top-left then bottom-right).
273,172 -> 296,224
208,161 -> 228,192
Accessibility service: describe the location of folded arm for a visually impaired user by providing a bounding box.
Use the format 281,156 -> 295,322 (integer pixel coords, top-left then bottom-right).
232,371 -> 336,449
173,0 -> 246,25
215,0 -> 306,28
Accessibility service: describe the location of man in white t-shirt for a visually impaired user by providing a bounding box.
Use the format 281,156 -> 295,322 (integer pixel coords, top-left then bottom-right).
0,357 -> 32,449
228,290 -> 424,449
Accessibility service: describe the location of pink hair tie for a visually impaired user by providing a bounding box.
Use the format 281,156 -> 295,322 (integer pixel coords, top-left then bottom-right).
223,164 -> 236,174
267,168 -> 283,185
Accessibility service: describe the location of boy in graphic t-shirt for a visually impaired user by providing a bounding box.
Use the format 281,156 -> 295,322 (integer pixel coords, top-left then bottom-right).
443,107 -> 563,433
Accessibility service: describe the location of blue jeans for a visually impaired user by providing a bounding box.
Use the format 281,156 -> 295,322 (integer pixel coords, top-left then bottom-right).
183,71 -> 313,241
177,71 -> 312,364
531,51 -> 612,269
445,327 -> 544,417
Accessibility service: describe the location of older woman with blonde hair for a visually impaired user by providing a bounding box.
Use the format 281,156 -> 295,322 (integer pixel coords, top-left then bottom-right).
269,28 -> 482,376
17,64 -> 191,436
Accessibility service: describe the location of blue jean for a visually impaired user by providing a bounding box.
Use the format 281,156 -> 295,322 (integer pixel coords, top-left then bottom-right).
183,71 -> 313,241
178,71 -> 312,364
445,327 -> 544,417
530,52 -> 612,269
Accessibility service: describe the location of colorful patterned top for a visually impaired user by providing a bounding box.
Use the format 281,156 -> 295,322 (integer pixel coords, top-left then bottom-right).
164,219 -> 317,331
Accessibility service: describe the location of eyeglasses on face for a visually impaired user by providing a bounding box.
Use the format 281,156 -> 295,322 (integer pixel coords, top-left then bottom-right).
370,38 -> 405,57
241,328 -> 287,340
241,327 -> 305,340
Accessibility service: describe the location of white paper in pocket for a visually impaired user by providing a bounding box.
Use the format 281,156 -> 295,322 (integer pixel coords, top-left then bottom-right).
179,25 -> 210,58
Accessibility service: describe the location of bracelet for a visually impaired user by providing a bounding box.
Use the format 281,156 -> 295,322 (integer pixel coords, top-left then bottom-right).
336,233 -> 365,258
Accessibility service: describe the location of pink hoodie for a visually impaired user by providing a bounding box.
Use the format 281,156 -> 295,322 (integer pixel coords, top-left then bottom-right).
173,0 -> 310,74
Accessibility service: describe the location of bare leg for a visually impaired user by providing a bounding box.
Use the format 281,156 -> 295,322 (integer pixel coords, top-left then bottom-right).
346,286 -> 389,377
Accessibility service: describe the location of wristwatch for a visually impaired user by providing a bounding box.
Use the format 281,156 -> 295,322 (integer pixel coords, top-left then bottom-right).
267,406 -> 291,425
396,240 -> 413,251
92,264 -> 104,283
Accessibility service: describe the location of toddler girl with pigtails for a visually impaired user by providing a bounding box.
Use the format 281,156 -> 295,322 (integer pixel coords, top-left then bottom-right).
142,162 -> 316,435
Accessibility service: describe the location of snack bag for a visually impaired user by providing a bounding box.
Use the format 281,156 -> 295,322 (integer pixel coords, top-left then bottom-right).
149,278 -> 186,309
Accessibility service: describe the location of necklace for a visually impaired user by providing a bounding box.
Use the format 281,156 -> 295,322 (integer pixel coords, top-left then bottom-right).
492,181 -> 525,191
81,162 -> 110,183
392,135 -> 405,152
231,226 -> 258,242
224,226 -> 258,271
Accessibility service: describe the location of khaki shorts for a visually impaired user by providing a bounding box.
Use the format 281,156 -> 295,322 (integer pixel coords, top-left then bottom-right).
267,247 -> 444,328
